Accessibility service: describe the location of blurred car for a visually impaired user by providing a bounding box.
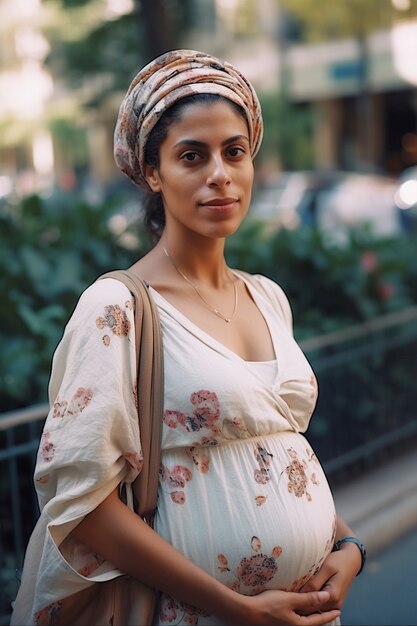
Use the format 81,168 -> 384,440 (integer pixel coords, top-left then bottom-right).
394,166 -> 417,233
250,170 -> 400,242
250,170 -> 345,229
317,172 -> 400,241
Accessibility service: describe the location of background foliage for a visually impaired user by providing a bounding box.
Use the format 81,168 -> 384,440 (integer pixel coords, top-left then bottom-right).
0,189 -> 150,411
2,191 -> 417,412
257,94 -> 314,170
227,218 -> 417,337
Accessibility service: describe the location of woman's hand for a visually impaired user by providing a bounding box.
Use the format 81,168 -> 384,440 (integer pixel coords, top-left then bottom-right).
233,589 -> 340,626
299,542 -> 361,611
300,514 -> 362,612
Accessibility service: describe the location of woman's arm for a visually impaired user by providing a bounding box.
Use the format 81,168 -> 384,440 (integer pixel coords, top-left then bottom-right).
72,488 -> 341,626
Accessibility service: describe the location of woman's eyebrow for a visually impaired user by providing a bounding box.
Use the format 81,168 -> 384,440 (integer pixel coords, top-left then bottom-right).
173,134 -> 250,149
223,134 -> 250,145
173,139 -> 206,149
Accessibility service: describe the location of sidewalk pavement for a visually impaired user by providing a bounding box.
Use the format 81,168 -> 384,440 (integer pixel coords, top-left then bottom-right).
332,446 -> 417,556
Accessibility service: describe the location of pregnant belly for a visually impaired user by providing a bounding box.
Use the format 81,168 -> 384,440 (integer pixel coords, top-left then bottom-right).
156,431 -> 336,594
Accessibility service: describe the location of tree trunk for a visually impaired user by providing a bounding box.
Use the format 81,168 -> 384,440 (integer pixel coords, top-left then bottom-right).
137,0 -> 177,63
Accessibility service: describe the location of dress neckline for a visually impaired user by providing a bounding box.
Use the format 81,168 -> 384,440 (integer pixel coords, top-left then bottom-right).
148,271 -> 284,389
244,358 -> 277,387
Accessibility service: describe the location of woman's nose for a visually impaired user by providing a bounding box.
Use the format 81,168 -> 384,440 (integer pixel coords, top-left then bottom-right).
207,155 -> 231,187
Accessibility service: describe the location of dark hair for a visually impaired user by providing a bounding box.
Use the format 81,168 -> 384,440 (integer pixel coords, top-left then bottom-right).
142,93 -> 246,240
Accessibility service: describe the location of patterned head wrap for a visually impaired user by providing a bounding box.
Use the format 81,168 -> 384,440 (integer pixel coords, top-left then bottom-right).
114,49 -> 263,191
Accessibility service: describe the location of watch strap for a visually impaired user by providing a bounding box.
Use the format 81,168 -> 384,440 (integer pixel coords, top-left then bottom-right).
332,536 -> 367,575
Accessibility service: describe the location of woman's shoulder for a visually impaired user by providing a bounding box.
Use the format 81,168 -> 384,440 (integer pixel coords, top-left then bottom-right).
236,270 -> 285,293
66,276 -> 134,330
235,270 -> 293,331
49,276 -> 136,401
79,276 -> 132,306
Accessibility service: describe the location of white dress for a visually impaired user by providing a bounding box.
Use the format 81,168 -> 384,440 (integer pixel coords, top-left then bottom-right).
10,272 -> 337,626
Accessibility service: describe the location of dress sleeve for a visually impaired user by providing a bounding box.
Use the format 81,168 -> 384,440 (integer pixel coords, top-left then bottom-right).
32,278 -> 141,590
11,279 -> 148,624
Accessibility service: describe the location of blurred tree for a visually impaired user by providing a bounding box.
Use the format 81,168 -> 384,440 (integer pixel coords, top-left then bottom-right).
44,0 -> 195,104
34,0 -> 199,182
258,92 -> 313,169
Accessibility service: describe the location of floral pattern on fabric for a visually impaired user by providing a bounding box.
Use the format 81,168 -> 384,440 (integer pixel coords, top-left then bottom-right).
123,451 -> 143,479
159,593 -> 210,625
164,390 -> 251,453
222,416 -> 250,438
68,536 -> 107,579
36,474 -> 49,485
160,464 -> 193,504
52,387 -> 93,419
310,374 -> 318,402
217,536 -> 283,596
186,446 -> 210,473
253,443 -> 274,485
95,303 -> 131,344
163,391 -> 221,445
40,432 -> 55,463
34,602 -> 62,625
283,447 -> 320,501
76,552 -> 106,577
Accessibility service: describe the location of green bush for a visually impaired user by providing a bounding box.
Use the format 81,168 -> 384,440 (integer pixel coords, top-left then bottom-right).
226,219 -> 417,340
0,191 -> 148,411
2,192 -> 417,412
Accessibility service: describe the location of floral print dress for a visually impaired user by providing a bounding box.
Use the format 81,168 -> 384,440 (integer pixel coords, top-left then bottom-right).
10,273 -> 336,626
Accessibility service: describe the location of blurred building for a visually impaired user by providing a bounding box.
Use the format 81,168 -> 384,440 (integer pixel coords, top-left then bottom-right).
282,22 -> 417,175
1,0 -> 417,196
184,0 -> 417,177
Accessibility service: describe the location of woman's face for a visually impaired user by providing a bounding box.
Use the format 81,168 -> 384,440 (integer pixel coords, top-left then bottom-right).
144,100 -> 254,241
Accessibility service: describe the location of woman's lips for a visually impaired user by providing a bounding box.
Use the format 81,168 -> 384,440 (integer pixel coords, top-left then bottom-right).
201,198 -> 239,212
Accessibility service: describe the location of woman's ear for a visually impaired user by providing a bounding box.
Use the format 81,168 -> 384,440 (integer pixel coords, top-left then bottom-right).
144,164 -> 161,193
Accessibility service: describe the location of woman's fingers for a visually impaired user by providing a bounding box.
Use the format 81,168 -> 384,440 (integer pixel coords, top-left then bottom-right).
294,590 -> 341,624
244,588 -> 340,626
298,609 -> 341,625
295,590 -> 330,610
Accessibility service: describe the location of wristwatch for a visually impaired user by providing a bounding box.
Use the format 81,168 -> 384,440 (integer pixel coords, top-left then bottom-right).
332,536 -> 367,575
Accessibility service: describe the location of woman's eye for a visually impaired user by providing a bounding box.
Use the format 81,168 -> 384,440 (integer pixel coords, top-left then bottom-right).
228,146 -> 245,158
181,151 -> 200,162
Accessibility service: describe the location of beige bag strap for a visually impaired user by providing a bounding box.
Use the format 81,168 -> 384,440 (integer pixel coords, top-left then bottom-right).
98,270 -> 164,525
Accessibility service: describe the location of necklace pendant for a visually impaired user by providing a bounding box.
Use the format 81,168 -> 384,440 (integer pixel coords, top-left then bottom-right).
214,309 -> 230,323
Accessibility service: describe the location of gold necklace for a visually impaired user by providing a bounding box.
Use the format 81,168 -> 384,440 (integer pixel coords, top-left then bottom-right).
163,247 -> 238,323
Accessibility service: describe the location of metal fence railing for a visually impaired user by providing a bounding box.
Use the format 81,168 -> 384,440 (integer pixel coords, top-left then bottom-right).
1,306 -> 417,623
300,306 -> 417,473
0,405 -> 46,624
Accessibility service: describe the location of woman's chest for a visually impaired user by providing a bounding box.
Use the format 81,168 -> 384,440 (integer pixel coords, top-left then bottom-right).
160,325 -> 317,448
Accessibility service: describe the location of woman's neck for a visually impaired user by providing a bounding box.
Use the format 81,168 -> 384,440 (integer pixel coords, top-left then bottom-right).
158,236 -> 230,287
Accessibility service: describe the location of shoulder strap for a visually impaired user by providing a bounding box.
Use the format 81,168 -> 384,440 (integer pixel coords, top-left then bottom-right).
98,270 -> 164,524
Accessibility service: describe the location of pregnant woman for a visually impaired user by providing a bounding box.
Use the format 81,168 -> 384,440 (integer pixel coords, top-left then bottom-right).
11,49 -> 365,626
